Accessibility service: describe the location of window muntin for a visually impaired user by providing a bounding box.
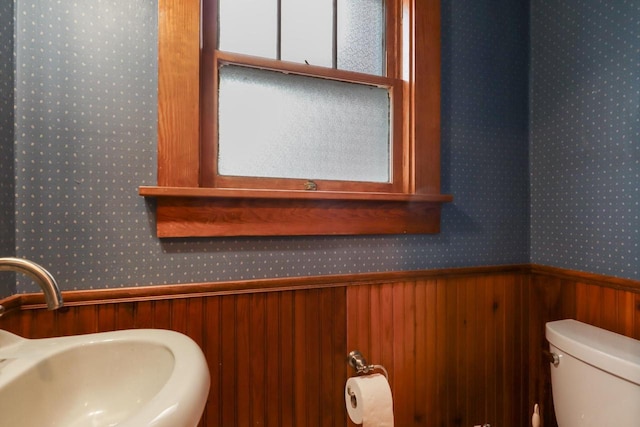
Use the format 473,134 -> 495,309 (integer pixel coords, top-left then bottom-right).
280,0 -> 335,68
217,0 -> 385,75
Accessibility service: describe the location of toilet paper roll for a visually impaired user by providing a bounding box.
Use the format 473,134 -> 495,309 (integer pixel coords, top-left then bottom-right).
345,374 -> 394,427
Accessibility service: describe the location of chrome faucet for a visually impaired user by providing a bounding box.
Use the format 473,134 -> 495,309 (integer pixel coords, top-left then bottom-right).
0,257 -> 63,310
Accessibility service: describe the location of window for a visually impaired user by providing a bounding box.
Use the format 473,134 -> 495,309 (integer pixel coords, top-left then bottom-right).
139,0 -> 452,237
211,0 -> 398,193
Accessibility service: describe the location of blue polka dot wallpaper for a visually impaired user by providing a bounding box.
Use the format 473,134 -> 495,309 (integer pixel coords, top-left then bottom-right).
530,0 -> 639,280
0,0 -> 16,297
4,0 -> 530,293
3,0 -> 635,294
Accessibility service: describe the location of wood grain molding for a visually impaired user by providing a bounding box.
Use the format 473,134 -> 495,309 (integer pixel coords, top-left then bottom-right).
150,197 -> 447,237
529,263 -> 640,292
2,263 -> 635,315
157,0 -> 200,187
0,264 -> 529,311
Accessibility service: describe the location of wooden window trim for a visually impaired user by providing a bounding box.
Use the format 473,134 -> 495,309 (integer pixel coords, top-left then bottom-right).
139,0 -> 452,238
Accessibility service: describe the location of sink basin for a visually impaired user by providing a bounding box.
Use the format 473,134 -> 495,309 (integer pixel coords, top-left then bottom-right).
0,329 -> 210,427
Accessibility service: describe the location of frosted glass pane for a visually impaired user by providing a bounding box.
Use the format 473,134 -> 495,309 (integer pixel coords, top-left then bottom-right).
281,0 -> 333,67
218,0 -> 278,58
218,65 -> 390,183
337,0 -> 384,75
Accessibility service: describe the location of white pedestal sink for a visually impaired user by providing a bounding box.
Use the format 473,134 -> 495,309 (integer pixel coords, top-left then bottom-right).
0,329 -> 210,427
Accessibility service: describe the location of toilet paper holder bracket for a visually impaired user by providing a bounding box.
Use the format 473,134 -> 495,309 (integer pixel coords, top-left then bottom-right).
347,350 -> 389,380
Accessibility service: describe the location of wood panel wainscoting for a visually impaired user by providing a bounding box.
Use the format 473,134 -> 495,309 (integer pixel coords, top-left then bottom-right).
527,265 -> 640,427
0,265 -> 638,427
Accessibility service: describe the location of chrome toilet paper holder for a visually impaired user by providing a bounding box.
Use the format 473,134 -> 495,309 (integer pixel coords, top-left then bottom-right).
347,350 -> 389,380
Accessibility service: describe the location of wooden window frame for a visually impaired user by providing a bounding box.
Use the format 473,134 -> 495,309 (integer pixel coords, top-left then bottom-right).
139,0 -> 452,237
205,55 -> 405,194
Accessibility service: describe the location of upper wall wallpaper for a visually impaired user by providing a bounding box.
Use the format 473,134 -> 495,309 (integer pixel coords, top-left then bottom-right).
11,0 -> 532,293
0,0 -> 16,297
530,0 -> 639,280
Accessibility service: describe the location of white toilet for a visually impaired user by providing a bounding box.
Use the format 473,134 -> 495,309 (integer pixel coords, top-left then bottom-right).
546,319 -> 640,426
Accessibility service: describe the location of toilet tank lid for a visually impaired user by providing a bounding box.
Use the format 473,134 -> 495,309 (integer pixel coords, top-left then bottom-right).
546,319 -> 640,386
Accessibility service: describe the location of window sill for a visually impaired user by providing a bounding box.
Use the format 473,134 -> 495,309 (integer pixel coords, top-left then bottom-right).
139,186 -> 453,237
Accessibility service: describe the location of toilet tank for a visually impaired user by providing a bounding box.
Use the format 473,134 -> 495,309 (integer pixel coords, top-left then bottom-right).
546,319 -> 640,427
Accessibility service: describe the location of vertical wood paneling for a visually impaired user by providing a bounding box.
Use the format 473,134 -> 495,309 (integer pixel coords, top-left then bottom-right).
134,300 -> 154,328
32,308 -> 50,336
528,273 -> 639,427
600,287 -> 618,332
170,298 -> 189,335
115,302 -> 135,330
439,276 -> 455,424
265,292 -> 281,427
414,279 -> 436,425
320,289 -> 334,427
331,287 -> 349,427
346,272 -> 531,427
507,273 -> 526,426
482,274 -> 496,425
380,284 -> 395,385
55,306 -> 78,335
425,279 -> 438,424
152,300 -> 171,329
493,274 -> 506,427
1,268 -> 636,427
76,305 -> 98,335
527,274 -> 574,427
573,282 -> 640,338
319,288 -> 337,427
202,296 -> 220,427
451,277 -> 463,426
461,276 -> 475,425
399,282 -> 417,426
278,291 -> 294,427
219,295 -> 237,427
293,290 -> 308,427
617,291 -> 635,337
97,304 -> 116,332
434,277 -> 448,427
250,294 -> 266,426
576,282 -> 600,325
186,298 -> 204,348
306,289 -> 321,427
235,295 -> 251,427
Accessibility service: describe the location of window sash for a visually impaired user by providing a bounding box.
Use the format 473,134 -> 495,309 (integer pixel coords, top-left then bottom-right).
217,65 -> 392,184
217,0 -> 387,76
202,51 -> 405,192
202,0 -> 407,193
